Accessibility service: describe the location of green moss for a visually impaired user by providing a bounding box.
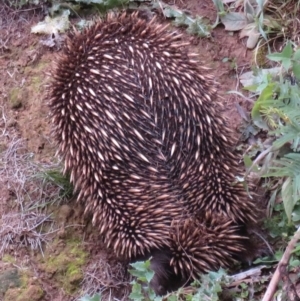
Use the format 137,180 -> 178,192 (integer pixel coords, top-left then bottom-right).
2,254 -> 16,264
253,45 -> 268,67
23,60 -> 50,94
24,60 -> 50,75
3,270 -> 44,301
8,87 -> 23,109
4,285 -> 44,301
0,268 -> 21,297
29,76 -> 44,93
42,238 -> 87,295
35,61 -> 49,72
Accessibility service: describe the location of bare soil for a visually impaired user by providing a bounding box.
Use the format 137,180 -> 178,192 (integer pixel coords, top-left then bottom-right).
0,1 -> 257,300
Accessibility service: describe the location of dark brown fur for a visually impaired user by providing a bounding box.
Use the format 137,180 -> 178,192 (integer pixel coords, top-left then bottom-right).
48,11 -> 257,294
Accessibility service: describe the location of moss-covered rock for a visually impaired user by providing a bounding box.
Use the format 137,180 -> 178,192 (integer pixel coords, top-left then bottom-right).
4,284 -> 44,301
2,268 -> 44,301
41,238 -> 87,295
2,254 -> 16,264
0,268 -> 21,298
8,87 -> 26,109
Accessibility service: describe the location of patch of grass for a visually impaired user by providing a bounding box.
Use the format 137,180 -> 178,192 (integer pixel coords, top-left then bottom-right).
241,41 -> 300,223
237,35 -> 300,299
39,169 -> 74,205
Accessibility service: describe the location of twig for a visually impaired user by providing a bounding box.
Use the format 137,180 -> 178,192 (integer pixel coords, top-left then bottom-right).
262,226 -> 300,301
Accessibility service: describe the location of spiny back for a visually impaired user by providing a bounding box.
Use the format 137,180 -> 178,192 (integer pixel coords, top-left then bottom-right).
49,11 -> 255,259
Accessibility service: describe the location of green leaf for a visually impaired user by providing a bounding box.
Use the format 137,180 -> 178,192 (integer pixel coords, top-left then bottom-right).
251,83 -> 275,130
293,49 -> 300,60
289,259 -> 300,267
163,7 -> 183,18
211,0 -> 225,13
128,268 -> 148,282
275,250 -> 284,261
162,7 -> 211,37
292,207 -> 300,222
282,177 -> 294,223
239,22 -> 260,49
246,27 -> 260,49
253,256 -> 278,264
129,282 -> 144,301
221,12 -> 248,31
167,296 -> 177,301
245,0 -> 255,16
292,62 -> 300,81
80,294 -> 101,301
145,270 -> 155,283
130,260 -> 150,271
243,155 -> 253,169
267,41 -> 293,70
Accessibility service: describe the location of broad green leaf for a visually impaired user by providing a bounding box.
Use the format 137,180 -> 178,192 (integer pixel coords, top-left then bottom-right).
221,12 -> 248,31
251,83 -> 274,129
281,41 -> 293,59
253,256 -> 278,264
282,177 -> 293,223
293,49 -> 300,60
256,0 -> 265,13
163,7 -> 211,37
292,62 -> 300,81
145,270 -> 155,283
129,282 -> 144,301
211,0 -> 225,13
292,207 -> 300,222
273,132 -> 300,150
267,42 -> 293,70
163,7 -> 183,18
80,294 -> 101,301
130,260 -> 151,271
246,27 -> 260,49
128,269 -> 147,281
167,296 -> 177,301
245,0 -> 255,16
244,155 -> 253,168
239,68 -> 280,88
258,13 -> 267,41
289,259 -> 300,267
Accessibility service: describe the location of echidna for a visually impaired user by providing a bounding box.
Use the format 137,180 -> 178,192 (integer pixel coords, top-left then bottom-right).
49,11 -> 256,294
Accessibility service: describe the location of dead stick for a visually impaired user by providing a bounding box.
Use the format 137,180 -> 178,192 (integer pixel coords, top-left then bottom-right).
262,226 -> 300,301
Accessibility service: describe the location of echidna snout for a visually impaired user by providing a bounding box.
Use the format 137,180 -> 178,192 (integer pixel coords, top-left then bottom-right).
147,214 -> 248,295
150,253 -> 184,295
134,249 -> 185,295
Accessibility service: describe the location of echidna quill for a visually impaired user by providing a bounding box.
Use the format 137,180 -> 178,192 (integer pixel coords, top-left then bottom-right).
48,11 -> 257,294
